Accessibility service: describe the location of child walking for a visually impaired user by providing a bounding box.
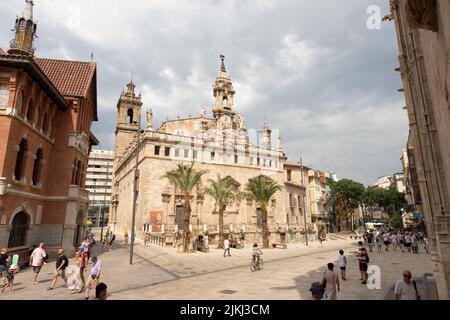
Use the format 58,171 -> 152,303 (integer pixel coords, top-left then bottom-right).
338,250 -> 347,280
2,266 -> 17,292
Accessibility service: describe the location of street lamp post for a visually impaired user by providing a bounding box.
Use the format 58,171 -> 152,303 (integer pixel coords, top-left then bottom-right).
100,158 -> 109,243
300,157 -> 308,247
130,126 -> 143,265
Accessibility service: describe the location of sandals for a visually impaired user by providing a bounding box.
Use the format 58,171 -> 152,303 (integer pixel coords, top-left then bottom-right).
47,287 -> 53,290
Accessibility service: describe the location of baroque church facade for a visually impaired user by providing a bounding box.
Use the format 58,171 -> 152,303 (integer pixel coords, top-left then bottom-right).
110,57 -> 311,245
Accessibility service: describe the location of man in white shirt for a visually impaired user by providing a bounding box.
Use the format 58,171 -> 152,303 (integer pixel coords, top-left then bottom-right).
223,237 -> 231,257
29,243 -> 46,285
394,271 -> 421,300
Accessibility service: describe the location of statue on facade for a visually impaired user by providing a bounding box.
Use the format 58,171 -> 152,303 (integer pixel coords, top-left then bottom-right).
201,108 -> 207,119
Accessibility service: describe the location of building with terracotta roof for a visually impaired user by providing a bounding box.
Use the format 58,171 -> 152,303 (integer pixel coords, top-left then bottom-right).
0,0 -> 98,259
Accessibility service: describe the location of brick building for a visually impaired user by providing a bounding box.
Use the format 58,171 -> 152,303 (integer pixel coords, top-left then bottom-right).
388,0 -> 450,299
0,0 -> 98,259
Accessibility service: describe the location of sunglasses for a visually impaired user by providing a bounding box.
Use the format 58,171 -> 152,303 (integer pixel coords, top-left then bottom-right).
403,275 -> 412,278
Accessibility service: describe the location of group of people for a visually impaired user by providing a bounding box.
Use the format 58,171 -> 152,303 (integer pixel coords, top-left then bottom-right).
363,230 -> 428,254
1,239 -> 108,300
309,239 -> 422,300
101,228 -> 116,251
310,242 -> 370,300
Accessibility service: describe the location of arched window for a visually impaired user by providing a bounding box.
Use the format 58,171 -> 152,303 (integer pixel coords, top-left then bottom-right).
32,149 -> 43,186
14,139 -> 28,181
126,108 -> 134,124
222,96 -> 228,109
34,105 -> 40,125
16,90 -> 24,115
8,212 -> 29,248
42,113 -> 48,133
26,99 -> 34,122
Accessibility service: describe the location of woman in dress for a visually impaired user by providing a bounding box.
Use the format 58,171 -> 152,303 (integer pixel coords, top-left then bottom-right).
322,263 -> 340,300
67,251 -> 84,294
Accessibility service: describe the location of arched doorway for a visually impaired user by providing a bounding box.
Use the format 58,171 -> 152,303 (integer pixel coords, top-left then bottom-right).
8,211 -> 29,248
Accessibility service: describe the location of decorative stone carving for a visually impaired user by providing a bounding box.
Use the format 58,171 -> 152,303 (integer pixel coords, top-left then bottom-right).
404,0 -> 438,32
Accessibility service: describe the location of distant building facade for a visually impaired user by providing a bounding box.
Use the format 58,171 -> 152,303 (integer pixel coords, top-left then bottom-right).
86,150 -> 113,227
110,57 -> 316,245
0,1 -> 98,258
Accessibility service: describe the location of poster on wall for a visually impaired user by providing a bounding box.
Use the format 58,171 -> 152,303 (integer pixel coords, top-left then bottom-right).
150,211 -> 163,232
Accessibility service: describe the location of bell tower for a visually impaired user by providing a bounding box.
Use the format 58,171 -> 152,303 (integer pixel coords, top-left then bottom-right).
8,0 -> 37,57
213,55 -> 236,118
259,121 -> 272,149
114,80 -> 143,160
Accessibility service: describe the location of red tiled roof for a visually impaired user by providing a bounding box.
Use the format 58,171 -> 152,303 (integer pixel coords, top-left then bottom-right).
34,58 -> 96,98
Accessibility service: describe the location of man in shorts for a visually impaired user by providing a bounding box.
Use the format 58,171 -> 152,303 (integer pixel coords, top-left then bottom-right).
29,243 -> 46,285
47,249 -> 68,290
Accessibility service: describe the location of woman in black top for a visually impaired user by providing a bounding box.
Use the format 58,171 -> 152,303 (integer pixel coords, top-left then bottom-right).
0,248 -> 10,286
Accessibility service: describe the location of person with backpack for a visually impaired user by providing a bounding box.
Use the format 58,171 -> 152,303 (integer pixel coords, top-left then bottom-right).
394,271 -> 421,300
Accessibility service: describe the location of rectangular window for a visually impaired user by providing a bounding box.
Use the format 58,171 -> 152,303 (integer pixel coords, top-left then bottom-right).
263,159 -> 267,167
184,149 -> 189,158
298,196 -> 302,209
269,160 -> 272,167
257,158 -> 260,166
289,194 -> 294,207
165,147 -> 170,157
234,155 -> 238,164
193,150 -> 198,159
175,148 -> 180,158
154,146 -> 160,155
287,170 -> 292,182
250,157 -> 254,165
210,152 -> 215,161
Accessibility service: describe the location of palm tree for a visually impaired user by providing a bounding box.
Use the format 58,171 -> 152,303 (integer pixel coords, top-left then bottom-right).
205,175 -> 240,249
246,175 -> 281,248
162,163 -> 207,253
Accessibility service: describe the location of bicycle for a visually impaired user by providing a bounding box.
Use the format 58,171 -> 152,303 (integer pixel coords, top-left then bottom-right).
250,255 -> 264,272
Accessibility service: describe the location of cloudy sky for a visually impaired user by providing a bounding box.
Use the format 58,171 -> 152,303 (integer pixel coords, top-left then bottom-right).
0,0 -> 408,185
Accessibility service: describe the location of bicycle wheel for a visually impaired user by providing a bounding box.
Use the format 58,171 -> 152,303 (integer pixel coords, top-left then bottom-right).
251,260 -> 256,272
259,258 -> 264,270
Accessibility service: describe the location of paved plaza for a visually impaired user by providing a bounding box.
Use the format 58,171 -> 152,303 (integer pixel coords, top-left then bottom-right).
1,235 -> 434,300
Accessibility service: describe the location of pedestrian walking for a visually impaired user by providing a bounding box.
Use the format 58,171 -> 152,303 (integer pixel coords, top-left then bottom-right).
354,242 -> 369,284
1,265 -> 17,293
108,233 -> 115,251
383,232 -> 390,251
95,282 -> 108,300
29,243 -> 46,285
394,271 -> 421,300
79,247 -> 89,289
390,233 -> 398,251
404,233 -> 412,253
85,256 -> 102,300
424,237 -> 429,254
321,263 -> 340,300
124,229 -> 129,246
367,232 -> 374,252
338,250 -> 347,280
144,232 -> 150,247
47,249 -> 68,290
411,234 -> 419,254
309,282 -> 325,300
240,230 -> 245,249
376,235 -> 382,252
223,236 -> 231,257
67,251 -> 84,294
0,248 -> 9,286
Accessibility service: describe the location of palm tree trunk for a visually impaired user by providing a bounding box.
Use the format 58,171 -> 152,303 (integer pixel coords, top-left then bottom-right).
183,194 -> 192,253
218,204 -> 225,249
262,205 -> 270,248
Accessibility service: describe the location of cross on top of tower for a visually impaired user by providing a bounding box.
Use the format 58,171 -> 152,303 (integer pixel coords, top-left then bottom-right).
220,55 -> 226,73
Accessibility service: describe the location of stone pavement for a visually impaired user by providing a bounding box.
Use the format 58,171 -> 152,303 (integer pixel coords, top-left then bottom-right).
113,239 -> 433,300
0,235 -> 434,300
